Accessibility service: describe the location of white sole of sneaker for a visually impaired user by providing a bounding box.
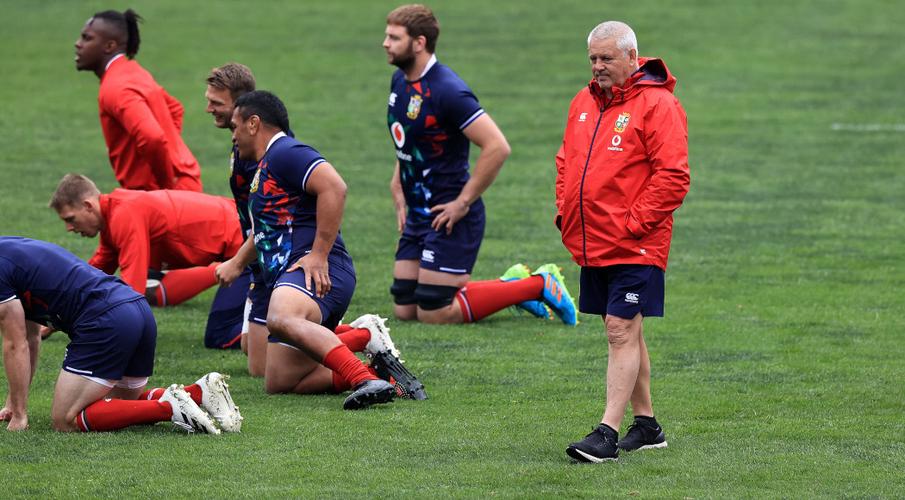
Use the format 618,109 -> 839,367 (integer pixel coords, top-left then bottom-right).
635,441 -> 668,451
569,448 -> 617,463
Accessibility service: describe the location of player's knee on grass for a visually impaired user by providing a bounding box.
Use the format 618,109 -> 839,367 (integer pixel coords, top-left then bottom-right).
414,284 -> 459,310
414,284 -> 462,324
390,278 -> 417,305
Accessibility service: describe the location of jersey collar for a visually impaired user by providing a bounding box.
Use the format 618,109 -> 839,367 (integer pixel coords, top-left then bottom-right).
265,131 -> 287,153
414,53 -> 438,80
104,53 -> 125,72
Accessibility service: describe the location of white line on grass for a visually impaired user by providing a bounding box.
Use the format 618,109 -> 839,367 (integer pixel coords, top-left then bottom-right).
831,123 -> 905,132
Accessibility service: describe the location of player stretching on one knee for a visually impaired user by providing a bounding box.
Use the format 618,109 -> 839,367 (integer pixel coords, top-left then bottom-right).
382,5 -> 577,325
50,175 -> 251,349
218,90 -> 423,408
0,237 -> 240,434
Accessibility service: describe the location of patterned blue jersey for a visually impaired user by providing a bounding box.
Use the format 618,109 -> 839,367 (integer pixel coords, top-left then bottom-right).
230,143 -> 263,276
248,135 -> 349,287
387,60 -> 485,223
0,237 -> 141,332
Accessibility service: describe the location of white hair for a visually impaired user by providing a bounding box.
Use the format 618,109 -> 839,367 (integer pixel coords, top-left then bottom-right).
587,21 -> 637,55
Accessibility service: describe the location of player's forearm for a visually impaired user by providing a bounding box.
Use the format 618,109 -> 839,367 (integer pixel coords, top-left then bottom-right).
0,312 -> 31,417
233,236 -> 258,268
311,190 -> 345,257
456,139 -> 510,206
24,322 -> 40,382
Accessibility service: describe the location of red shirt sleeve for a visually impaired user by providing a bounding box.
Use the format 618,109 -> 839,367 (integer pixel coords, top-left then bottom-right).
109,88 -> 174,190
163,90 -> 184,133
87,233 -> 119,274
106,209 -> 152,295
554,142 -> 566,229
626,92 -> 690,238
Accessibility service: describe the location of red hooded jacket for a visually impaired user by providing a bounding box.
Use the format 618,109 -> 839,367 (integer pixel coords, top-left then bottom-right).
555,57 -> 689,270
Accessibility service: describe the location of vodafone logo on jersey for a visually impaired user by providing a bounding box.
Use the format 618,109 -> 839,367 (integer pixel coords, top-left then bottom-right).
391,121 -> 405,148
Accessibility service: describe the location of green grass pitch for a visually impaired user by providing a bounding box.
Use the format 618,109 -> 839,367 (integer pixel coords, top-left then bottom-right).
1,0 -> 904,497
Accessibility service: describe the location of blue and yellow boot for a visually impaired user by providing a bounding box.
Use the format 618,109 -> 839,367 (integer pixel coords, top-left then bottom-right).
532,263 -> 578,326
500,263 -> 553,320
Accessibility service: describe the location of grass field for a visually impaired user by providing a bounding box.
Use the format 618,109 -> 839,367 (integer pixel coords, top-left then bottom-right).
2,0 -> 904,497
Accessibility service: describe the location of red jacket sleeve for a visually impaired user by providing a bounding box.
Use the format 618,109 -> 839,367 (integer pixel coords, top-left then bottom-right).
106,211 -> 152,295
87,233 -> 119,275
626,93 -> 690,238
554,142 -> 566,229
163,90 -> 184,133
111,88 -> 174,190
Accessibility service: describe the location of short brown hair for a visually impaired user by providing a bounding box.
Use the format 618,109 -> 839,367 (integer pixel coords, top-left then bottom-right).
206,63 -> 256,101
387,4 -> 439,53
49,174 -> 101,211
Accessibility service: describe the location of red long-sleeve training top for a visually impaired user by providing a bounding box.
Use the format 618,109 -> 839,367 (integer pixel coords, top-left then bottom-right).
98,56 -> 202,191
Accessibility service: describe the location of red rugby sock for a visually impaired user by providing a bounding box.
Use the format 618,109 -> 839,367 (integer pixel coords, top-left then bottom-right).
336,328 -> 371,353
156,265 -> 218,306
76,398 -> 172,432
455,276 -> 544,322
139,384 -> 202,404
321,344 -> 377,388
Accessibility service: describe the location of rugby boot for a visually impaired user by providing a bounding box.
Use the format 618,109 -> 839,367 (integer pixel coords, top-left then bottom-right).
371,350 -> 428,400
533,263 -> 578,326
195,372 -> 243,432
500,263 -> 553,320
343,379 -> 396,410
160,384 -> 220,435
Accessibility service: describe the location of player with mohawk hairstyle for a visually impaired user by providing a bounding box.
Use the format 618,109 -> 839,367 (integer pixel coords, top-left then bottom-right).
74,8 -> 202,192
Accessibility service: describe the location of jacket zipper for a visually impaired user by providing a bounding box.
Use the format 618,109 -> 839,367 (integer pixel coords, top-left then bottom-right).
578,105 -> 605,265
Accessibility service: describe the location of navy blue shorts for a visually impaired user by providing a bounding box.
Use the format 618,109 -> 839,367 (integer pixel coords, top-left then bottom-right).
204,268 -> 252,349
63,298 -> 157,380
271,252 -> 356,334
395,203 -> 485,275
579,265 -> 665,319
247,275 -> 270,326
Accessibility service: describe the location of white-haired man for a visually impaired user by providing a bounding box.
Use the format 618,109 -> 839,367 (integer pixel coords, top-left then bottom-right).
557,21 -> 690,462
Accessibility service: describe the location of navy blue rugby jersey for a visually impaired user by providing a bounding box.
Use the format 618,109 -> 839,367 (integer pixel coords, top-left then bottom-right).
0,236 -> 141,332
248,134 -> 349,287
387,58 -> 485,222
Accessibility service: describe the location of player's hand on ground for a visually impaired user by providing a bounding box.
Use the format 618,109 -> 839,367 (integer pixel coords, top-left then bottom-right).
430,199 -> 469,235
287,252 -> 331,298
215,259 -> 243,287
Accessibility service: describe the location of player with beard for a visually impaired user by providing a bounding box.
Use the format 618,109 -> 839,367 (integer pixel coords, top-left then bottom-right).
383,4 -> 578,326
74,9 -> 202,191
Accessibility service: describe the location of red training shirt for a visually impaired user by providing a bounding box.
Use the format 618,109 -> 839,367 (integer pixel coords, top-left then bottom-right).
88,189 -> 243,294
98,56 -> 202,191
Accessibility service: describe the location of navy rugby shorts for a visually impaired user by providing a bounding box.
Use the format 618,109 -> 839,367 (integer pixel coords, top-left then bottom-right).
270,252 -> 356,337
579,264 -> 665,319
62,298 -> 157,380
395,204 -> 485,275
246,275 -> 271,326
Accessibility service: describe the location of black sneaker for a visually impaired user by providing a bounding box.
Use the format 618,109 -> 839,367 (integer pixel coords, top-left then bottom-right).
566,424 -> 619,463
342,379 -> 395,410
617,418 -> 668,451
370,351 -> 428,400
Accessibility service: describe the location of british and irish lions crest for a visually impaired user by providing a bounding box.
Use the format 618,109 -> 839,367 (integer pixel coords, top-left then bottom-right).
407,94 -> 422,120
614,112 -> 631,133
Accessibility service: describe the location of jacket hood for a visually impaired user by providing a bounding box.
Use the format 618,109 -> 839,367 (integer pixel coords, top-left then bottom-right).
589,57 -> 676,104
